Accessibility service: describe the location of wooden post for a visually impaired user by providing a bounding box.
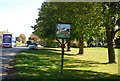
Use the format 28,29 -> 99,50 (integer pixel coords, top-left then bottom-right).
61,39 -> 64,74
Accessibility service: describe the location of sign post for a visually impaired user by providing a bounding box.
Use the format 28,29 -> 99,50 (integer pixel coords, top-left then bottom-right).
61,39 -> 64,74
55,22 -> 71,74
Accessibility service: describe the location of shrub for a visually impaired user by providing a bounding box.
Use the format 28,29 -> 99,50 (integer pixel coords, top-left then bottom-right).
45,41 -> 60,48
70,42 -> 79,48
26,41 -> 32,46
115,40 -> 120,48
16,41 -> 22,46
98,42 -> 103,47
88,41 -> 95,47
115,40 -> 120,45
70,41 -> 87,48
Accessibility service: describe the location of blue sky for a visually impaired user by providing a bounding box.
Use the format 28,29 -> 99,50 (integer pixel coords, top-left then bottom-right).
0,0 -> 44,39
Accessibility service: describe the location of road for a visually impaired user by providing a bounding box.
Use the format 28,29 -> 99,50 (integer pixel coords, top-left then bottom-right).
0,46 -> 28,80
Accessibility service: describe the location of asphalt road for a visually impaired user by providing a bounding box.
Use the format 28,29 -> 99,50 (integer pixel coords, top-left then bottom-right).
0,46 -> 28,80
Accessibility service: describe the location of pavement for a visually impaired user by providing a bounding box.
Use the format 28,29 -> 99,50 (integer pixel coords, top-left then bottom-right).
0,46 -> 28,81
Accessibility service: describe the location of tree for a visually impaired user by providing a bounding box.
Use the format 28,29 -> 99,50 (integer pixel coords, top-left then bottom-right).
71,3 -> 103,54
101,2 -> 120,63
32,2 -> 104,54
16,37 -> 22,42
29,34 -> 40,42
19,34 -> 26,43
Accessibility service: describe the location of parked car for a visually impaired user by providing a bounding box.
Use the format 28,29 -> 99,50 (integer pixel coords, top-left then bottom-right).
28,43 -> 38,49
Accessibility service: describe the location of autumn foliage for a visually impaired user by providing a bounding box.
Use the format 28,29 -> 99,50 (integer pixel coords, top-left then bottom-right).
19,34 -> 26,43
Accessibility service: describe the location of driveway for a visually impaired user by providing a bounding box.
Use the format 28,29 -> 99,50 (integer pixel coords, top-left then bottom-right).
0,46 -> 28,80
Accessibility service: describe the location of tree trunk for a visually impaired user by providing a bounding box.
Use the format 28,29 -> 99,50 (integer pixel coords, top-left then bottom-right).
106,27 -> 116,63
78,40 -> 84,54
77,34 -> 84,54
67,39 -> 71,51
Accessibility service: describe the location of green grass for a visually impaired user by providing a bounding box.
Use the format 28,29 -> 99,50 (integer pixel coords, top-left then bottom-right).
13,47 -> 120,79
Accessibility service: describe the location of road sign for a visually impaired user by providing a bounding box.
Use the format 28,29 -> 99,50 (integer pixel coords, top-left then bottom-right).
56,23 -> 71,39
56,22 -> 71,74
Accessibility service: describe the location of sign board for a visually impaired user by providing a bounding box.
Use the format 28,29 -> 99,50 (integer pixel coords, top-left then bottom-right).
3,34 -> 12,43
56,23 -> 71,39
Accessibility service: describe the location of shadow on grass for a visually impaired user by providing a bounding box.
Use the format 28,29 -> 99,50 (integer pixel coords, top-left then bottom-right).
13,48 -> 120,79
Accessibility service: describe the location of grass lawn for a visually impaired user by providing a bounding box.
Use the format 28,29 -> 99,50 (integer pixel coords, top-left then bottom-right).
13,47 -> 120,79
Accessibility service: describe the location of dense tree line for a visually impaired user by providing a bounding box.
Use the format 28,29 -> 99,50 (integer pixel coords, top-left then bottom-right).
32,2 -> 120,63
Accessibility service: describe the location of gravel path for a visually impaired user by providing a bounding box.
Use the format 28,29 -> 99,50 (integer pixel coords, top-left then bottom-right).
0,46 -> 28,81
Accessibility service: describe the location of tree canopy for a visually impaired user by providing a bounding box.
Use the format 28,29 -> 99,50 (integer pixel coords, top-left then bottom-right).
29,34 -> 40,42
32,2 -> 120,63
32,2 -> 105,41
19,34 -> 26,43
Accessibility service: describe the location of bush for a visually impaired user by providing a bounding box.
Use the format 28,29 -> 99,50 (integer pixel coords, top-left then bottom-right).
88,41 -> 95,47
70,42 -> 79,48
70,41 -> 87,48
98,42 -> 103,47
16,41 -> 22,46
115,40 -> 120,45
45,41 -> 60,48
115,40 -> 120,48
26,41 -> 32,45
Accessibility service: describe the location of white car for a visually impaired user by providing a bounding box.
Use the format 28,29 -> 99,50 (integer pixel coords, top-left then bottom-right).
28,43 -> 37,49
